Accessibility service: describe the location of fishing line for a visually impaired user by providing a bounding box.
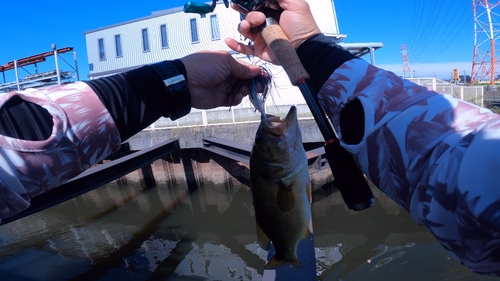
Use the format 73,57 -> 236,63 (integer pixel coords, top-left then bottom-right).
248,65 -> 272,115
227,63 -> 275,118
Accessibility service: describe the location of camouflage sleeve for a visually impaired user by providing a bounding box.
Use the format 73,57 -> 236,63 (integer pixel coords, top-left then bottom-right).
0,82 -> 121,221
318,58 -> 500,276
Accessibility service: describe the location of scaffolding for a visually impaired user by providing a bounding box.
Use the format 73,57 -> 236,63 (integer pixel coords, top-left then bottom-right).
0,45 -> 80,93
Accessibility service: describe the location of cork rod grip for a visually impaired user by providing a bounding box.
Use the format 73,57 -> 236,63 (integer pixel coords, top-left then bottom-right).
260,24 -> 310,86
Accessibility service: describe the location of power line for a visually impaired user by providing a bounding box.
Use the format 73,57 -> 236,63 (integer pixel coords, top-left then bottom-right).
403,0 -> 473,71
413,1 -> 472,64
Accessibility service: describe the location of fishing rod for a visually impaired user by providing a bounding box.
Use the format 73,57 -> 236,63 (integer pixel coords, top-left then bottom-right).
183,0 -> 374,211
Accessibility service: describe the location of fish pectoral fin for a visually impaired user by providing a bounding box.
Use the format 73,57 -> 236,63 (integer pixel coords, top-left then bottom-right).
277,181 -> 295,212
265,255 -> 302,269
256,223 -> 271,250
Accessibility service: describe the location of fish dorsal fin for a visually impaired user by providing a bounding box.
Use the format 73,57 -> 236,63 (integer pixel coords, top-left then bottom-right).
257,223 -> 270,250
277,180 -> 295,212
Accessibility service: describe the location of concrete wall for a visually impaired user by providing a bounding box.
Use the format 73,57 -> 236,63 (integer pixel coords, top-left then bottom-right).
126,119 -> 324,150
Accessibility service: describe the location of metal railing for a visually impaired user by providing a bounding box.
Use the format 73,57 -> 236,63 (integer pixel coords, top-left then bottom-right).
147,103 -> 314,130
147,77 -> 486,130
407,78 -> 485,107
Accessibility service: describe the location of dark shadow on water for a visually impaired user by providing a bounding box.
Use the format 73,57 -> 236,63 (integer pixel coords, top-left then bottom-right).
68,190 -> 191,280
68,148 -> 265,280
207,152 -> 251,187
156,187 -> 264,274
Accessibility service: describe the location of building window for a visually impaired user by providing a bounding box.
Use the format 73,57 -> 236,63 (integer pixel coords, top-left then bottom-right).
114,34 -> 123,57
89,63 -> 94,71
98,38 -> 106,61
160,24 -> 169,48
190,18 -> 199,43
141,28 -> 150,52
210,15 -> 220,40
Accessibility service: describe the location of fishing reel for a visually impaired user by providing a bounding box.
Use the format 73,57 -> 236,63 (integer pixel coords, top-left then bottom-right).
183,0 -> 271,14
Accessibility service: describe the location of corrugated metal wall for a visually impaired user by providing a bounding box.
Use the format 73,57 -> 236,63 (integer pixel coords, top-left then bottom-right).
84,4 -> 242,78
84,0 -> 340,79
307,0 -> 340,36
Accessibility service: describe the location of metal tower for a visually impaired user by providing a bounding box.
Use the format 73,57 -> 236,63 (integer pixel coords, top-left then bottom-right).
401,44 -> 413,78
471,0 -> 500,85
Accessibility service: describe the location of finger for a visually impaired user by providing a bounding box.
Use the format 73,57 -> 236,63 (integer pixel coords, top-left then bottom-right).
230,3 -> 248,14
225,38 -> 255,56
276,0 -> 307,11
229,58 -> 261,80
227,92 -> 245,106
235,20 -> 257,40
244,11 -> 266,28
226,38 -> 277,64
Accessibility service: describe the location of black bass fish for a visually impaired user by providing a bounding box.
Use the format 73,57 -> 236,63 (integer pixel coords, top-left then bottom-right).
250,105 -> 312,269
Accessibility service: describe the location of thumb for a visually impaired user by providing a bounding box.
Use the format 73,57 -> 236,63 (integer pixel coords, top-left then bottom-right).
229,59 -> 262,80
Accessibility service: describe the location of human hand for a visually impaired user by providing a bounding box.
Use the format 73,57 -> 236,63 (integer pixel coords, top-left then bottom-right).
180,51 -> 263,109
225,0 -> 321,64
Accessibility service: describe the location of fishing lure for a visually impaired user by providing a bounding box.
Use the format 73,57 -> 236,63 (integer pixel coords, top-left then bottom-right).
226,64 -> 273,117
248,65 -> 272,115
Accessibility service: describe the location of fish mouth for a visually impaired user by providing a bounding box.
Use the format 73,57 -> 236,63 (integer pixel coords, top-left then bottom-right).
261,106 -> 298,136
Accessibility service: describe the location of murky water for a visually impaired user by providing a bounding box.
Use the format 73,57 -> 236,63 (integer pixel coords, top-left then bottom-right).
0,149 -> 497,281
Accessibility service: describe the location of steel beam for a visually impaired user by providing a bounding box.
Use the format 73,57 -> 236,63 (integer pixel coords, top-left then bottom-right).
202,137 -> 329,174
0,139 -> 180,225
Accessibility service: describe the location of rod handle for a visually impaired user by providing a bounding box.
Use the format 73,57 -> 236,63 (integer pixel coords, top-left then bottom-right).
260,20 -> 309,86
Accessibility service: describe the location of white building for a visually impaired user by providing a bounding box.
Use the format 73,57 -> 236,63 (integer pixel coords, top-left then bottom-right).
84,4 -> 240,78
83,0 -> 382,128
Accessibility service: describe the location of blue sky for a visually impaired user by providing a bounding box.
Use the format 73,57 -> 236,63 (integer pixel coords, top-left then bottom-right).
338,0 -> 474,79
0,0 -> 474,82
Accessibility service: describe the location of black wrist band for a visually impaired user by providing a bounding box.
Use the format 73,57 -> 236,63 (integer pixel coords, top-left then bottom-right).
149,60 -> 191,120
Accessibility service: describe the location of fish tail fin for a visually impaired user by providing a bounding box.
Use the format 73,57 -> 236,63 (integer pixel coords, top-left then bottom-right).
264,255 -> 302,269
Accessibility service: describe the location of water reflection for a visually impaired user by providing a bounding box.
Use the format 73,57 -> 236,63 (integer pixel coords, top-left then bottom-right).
0,148 -> 497,281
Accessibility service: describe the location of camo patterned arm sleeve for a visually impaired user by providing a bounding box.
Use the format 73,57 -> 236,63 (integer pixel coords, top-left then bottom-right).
0,82 -> 121,221
318,58 -> 500,276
